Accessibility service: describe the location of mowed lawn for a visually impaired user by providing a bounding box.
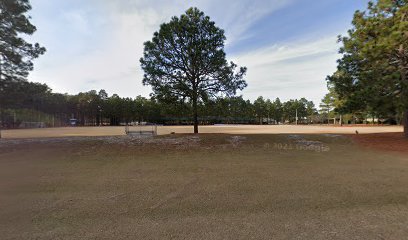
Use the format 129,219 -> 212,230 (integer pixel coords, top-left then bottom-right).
1,134 -> 407,239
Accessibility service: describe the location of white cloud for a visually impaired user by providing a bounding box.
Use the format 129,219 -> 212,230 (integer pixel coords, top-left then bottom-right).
195,0 -> 294,43
62,10 -> 90,35
30,0 -> 296,99
232,36 -> 340,105
29,0 -> 339,106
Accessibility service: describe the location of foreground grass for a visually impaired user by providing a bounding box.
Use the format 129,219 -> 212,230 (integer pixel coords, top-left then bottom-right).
0,134 -> 407,239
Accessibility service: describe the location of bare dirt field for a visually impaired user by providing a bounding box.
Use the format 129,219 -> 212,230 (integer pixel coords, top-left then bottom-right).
352,132 -> 408,153
1,124 -> 403,139
1,133 -> 408,239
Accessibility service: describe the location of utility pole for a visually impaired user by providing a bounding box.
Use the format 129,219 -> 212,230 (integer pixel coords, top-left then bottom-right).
295,109 -> 298,125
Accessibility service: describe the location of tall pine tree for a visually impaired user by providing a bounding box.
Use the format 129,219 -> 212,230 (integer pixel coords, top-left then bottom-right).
140,8 -> 247,133
0,0 -> 45,134
0,0 -> 46,83
328,0 -> 408,136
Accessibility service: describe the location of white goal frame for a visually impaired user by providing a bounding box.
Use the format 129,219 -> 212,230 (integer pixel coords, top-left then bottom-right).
125,124 -> 158,136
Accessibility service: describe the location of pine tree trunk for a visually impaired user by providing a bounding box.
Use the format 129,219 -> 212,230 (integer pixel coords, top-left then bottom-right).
193,97 -> 198,134
404,110 -> 408,138
398,43 -> 408,137
0,55 -> 3,138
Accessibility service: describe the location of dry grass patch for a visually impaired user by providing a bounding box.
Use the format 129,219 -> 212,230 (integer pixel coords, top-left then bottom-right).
0,134 -> 407,239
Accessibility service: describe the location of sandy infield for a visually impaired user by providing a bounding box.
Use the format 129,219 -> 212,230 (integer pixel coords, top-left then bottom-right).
1,125 -> 403,139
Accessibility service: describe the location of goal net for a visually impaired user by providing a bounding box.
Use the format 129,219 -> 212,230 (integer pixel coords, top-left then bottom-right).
125,124 -> 158,136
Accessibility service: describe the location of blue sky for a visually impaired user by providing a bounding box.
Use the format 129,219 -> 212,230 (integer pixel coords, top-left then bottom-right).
28,0 -> 370,105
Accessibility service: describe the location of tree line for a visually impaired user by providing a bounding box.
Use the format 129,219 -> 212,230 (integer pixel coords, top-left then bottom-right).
325,0 -> 408,135
0,2 -> 324,129
2,1 -> 406,135
1,80 -> 322,128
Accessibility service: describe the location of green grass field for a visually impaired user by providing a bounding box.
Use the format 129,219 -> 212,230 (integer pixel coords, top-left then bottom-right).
1,134 -> 407,239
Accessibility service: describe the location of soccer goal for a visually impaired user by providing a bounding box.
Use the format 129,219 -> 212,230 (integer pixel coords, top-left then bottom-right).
125,124 -> 158,136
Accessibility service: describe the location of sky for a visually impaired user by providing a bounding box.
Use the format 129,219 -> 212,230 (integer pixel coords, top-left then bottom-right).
28,0 -> 371,105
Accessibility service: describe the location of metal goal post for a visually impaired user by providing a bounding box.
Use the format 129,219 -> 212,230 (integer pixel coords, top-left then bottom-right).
125,124 -> 157,136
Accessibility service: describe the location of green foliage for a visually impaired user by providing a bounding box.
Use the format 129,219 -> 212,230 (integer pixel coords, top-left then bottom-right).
1,79 -> 320,127
0,0 -> 46,130
327,0 -> 408,130
140,7 -> 247,133
0,0 -> 46,82
283,99 -> 316,124
253,96 -> 267,122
